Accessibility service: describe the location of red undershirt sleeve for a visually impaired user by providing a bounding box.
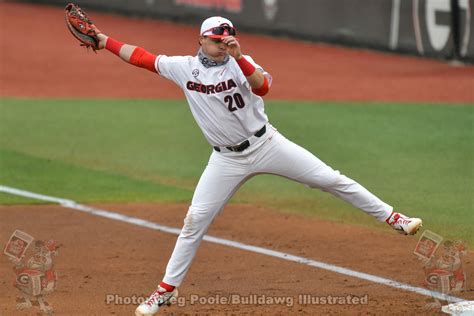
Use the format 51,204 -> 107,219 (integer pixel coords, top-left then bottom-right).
129,47 -> 158,73
105,38 -> 158,73
252,76 -> 270,96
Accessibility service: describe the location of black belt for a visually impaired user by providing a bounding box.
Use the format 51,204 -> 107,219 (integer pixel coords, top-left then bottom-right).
214,125 -> 266,152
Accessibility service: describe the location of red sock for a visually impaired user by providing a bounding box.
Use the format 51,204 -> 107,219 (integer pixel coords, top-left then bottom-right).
159,281 -> 175,292
385,211 -> 395,224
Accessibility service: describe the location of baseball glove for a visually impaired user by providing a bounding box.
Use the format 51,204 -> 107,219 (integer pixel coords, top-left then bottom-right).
65,3 -> 101,52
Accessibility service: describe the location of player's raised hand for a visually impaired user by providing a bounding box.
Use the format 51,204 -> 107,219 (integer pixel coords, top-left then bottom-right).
222,36 -> 242,60
65,3 -> 103,52
96,33 -> 107,50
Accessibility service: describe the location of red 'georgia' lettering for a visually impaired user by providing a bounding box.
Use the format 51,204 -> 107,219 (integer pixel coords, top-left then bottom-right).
186,79 -> 237,94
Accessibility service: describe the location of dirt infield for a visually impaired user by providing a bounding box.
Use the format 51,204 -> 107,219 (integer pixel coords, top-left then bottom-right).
1,2 -> 473,315
1,2 -> 473,103
1,204 -> 472,315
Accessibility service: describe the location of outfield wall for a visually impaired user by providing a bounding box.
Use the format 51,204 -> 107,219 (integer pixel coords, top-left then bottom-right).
28,0 -> 474,61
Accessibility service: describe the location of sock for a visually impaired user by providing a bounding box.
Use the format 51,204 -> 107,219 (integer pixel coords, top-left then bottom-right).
159,281 -> 175,292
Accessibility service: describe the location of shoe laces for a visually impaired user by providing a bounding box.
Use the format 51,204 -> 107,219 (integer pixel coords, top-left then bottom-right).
388,212 -> 410,226
395,214 -> 410,225
145,288 -> 167,306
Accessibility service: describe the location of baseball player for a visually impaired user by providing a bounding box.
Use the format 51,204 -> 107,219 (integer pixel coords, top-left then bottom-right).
71,12 -> 423,315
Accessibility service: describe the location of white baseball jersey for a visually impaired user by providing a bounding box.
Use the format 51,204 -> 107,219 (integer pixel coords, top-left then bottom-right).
143,50 -> 394,293
155,54 -> 269,147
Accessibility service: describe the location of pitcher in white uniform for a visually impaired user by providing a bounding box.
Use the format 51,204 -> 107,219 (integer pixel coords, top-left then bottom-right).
93,16 -> 422,315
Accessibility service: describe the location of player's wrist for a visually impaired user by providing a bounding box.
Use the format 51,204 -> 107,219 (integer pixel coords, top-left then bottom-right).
97,33 -> 107,50
105,37 -> 125,56
236,55 -> 255,77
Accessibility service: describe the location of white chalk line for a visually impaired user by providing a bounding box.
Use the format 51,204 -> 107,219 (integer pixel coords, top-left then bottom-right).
0,185 -> 463,303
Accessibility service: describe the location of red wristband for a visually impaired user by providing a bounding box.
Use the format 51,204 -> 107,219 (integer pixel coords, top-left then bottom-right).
236,56 -> 256,77
105,37 -> 124,56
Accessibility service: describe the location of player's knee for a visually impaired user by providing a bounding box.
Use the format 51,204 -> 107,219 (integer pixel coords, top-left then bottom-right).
180,206 -> 213,237
181,214 -> 199,238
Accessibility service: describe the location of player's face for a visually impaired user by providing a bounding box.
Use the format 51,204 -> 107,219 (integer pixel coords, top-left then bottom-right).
200,36 -> 228,62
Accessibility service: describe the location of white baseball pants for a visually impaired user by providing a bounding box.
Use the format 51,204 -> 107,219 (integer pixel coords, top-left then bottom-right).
163,124 -> 393,286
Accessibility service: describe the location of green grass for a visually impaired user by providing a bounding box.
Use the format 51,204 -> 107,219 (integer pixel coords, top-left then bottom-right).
0,149 -> 192,204
0,98 -> 472,243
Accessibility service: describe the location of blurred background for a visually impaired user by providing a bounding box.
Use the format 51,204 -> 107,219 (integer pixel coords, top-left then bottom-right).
16,0 -> 474,62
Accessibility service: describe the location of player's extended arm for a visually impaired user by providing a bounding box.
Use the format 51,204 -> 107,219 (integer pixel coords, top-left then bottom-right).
222,36 -> 270,96
97,34 -> 157,73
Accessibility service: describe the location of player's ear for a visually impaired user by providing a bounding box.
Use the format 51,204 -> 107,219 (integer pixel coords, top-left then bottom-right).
199,36 -> 204,46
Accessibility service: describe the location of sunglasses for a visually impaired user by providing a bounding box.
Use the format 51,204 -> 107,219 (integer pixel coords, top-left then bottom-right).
202,24 -> 237,37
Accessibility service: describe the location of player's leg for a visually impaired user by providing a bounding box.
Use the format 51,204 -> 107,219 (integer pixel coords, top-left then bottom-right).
163,153 -> 251,287
136,151 -> 250,315
254,131 -> 421,232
